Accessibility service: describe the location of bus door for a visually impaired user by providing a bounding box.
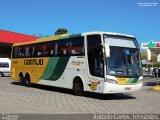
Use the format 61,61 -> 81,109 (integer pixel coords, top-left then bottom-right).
86,35 -> 104,92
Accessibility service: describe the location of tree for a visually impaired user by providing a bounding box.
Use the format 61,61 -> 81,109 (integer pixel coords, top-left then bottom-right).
141,52 -> 147,60
151,53 -> 157,64
54,28 -> 68,35
141,52 -> 157,64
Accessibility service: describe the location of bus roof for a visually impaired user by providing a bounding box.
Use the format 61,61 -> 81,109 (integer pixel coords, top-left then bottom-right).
0,58 -> 10,61
13,31 -> 135,46
82,31 -> 135,38
13,33 -> 81,46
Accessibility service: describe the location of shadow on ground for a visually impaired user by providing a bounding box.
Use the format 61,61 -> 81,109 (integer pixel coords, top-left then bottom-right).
143,76 -> 160,86
11,81 -> 136,100
144,82 -> 160,86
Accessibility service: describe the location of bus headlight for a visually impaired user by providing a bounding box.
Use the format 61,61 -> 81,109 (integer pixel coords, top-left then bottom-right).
106,79 -> 117,84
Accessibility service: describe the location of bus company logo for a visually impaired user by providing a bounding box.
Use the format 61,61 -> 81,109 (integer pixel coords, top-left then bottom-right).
88,81 -> 100,91
24,59 -> 43,65
71,61 -> 84,66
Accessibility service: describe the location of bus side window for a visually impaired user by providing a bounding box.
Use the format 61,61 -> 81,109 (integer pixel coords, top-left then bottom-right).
32,46 -> 35,57
19,48 -> 25,57
13,47 -> 18,58
50,50 -> 54,56
69,37 -> 84,56
34,45 -> 42,57
25,47 -> 33,57
42,44 -> 47,56
54,43 -> 58,56
67,40 -> 73,55
48,42 -> 55,56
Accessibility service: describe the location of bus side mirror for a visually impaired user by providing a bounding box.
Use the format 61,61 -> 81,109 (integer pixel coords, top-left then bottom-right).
104,44 -> 110,57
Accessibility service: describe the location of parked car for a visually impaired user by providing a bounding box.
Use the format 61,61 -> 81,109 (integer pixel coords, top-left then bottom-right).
142,67 -> 154,77
0,58 -> 11,77
152,68 -> 160,77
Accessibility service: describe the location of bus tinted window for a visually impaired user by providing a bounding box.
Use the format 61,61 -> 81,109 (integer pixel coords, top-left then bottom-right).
12,36 -> 84,58
13,47 -> 19,58
70,37 -> 84,56
19,47 -> 25,57
56,37 -> 84,56
0,62 -> 9,67
25,46 -> 33,57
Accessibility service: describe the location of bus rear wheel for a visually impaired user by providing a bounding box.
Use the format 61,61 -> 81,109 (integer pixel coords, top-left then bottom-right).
19,74 -> 25,86
73,78 -> 84,96
24,74 -> 31,87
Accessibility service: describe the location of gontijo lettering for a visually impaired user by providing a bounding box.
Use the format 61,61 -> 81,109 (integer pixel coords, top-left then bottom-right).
24,59 -> 43,65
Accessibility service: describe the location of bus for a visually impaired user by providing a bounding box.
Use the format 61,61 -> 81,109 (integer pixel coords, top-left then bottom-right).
11,32 -> 143,95
0,58 -> 11,77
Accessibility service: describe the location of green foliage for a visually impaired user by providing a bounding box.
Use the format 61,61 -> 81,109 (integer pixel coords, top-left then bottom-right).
142,64 -> 160,68
141,52 -> 147,60
141,52 -> 157,64
55,28 -> 68,35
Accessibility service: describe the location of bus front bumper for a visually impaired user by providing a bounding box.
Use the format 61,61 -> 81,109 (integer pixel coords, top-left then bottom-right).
103,82 -> 143,94
2,72 -> 11,76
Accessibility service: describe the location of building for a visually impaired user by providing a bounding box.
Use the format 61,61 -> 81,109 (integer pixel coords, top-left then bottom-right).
0,30 -> 38,58
141,40 -> 160,62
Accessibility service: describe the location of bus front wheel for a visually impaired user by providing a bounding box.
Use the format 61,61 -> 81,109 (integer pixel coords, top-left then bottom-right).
73,78 -> 84,96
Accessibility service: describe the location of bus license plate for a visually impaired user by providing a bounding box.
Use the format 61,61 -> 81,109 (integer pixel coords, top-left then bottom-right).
125,87 -> 131,90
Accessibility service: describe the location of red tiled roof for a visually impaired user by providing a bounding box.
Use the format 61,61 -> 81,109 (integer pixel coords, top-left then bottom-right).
0,30 -> 38,44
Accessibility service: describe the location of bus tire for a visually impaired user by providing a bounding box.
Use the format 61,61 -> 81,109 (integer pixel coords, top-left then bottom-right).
25,74 -> 31,87
0,72 -> 4,77
73,78 -> 84,96
19,73 -> 25,86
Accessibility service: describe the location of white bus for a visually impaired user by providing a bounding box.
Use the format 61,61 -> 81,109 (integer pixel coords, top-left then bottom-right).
11,32 -> 143,95
0,58 -> 11,77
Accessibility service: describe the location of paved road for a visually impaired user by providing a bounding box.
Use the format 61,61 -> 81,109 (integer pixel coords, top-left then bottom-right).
0,77 -> 160,119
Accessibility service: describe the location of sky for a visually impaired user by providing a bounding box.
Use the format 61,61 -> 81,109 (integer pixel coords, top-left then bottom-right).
0,0 -> 160,44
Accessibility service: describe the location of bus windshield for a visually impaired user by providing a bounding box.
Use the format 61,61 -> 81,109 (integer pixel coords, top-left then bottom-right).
103,34 -> 142,78
106,46 -> 142,77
